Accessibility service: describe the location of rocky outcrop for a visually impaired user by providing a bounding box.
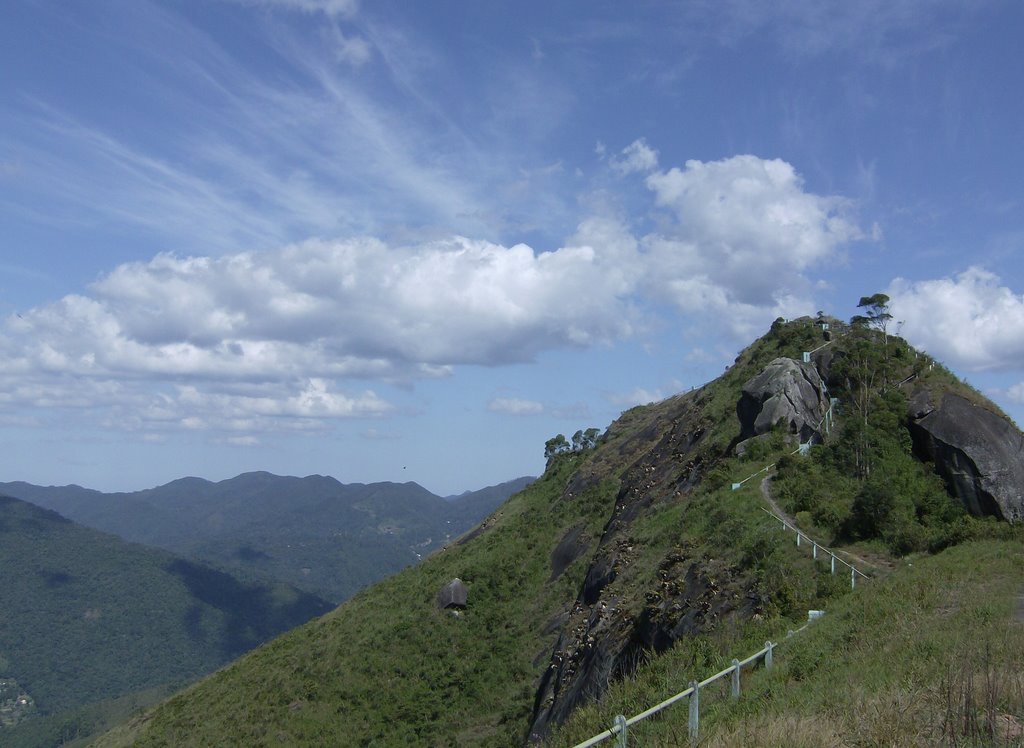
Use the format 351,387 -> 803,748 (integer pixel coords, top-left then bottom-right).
527,390 -> 761,742
908,390 -> 1024,522
436,578 -> 468,609
736,358 -> 830,446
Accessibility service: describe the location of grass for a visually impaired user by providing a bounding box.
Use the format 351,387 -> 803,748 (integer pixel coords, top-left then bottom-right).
554,539 -> 1024,747
89,317 -> 1024,747
93,454 -> 620,747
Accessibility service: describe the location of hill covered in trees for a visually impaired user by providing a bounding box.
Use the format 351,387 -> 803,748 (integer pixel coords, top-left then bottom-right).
0,495 -> 332,747
1,474 -> 534,603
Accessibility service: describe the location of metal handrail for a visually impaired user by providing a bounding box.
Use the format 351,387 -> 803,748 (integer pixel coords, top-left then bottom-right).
571,504 -> 868,746
572,624 -> 813,747
761,507 -> 869,581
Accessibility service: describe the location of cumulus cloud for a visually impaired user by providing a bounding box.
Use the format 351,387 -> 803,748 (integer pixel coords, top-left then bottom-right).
487,397 -> 544,415
888,267 -> 1024,371
609,139 -> 660,175
0,235 -> 637,435
0,150 -> 865,436
640,154 -> 862,335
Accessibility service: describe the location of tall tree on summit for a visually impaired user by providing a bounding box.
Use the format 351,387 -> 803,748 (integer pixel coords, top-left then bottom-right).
851,293 -> 893,334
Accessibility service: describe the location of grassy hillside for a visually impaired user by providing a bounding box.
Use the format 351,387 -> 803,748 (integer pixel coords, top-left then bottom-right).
91,318 -> 1024,746
0,495 -> 332,746
556,539 -> 1024,746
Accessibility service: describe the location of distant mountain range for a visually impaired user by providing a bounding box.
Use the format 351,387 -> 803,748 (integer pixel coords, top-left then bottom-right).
0,473 -> 535,602
0,493 -> 333,746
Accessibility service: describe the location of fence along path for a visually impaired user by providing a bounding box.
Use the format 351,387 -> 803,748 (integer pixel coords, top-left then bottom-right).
570,624 -> 810,747
571,498 -> 870,746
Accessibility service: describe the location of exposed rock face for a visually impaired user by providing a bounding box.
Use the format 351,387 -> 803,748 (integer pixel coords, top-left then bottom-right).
436,578 -> 468,609
549,525 -> 590,583
736,358 -> 830,445
908,391 -> 1024,522
527,391 -> 762,742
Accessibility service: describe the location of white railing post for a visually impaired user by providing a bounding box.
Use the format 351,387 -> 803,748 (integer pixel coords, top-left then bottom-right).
830,553 -> 835,574
688,680 -> 699,743
796,533 -> 801,547
764,641 -> 773,669
614,715 -> 627,748
812,542 -> 817,560
851,566 -> 856,590
731,659 -> 741,698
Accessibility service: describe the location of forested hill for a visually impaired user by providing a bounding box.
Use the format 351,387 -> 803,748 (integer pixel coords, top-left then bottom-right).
0,474 -> 534,603
0,494 -> 332,747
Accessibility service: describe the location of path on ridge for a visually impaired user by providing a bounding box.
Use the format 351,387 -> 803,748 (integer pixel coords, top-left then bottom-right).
759,475 -> 894,576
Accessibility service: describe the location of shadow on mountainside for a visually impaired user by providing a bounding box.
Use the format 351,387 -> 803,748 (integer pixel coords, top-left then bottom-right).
164,558 -> 332,660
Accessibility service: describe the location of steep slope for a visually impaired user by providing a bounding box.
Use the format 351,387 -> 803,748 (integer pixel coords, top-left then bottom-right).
0,496 -> 332,746
0,474 -> 534,602
94,318 -> 1024,746
555,539 -> 1024,746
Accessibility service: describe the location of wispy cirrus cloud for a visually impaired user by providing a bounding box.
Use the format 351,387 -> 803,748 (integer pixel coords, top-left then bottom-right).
488,397 -> 545,415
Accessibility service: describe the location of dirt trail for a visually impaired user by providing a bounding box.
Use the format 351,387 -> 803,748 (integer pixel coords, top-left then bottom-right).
759,475 -> 895,576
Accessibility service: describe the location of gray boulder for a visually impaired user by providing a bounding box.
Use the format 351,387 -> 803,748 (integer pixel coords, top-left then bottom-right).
737,358 -> 830,444
908,391 -> 1024,521
436,578 -> 468,609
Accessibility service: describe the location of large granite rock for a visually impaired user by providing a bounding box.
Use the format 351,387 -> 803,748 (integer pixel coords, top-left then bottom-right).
436,578 -> 468,609
737,358 -> 830,444
908,391 -> 1024,522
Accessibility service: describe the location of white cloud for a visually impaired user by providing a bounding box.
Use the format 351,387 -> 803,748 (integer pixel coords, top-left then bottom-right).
608,388 -> 664,407
488,397 -> 545,415
0,149 -> 865,435
331,27 -> 373,66
888,267 -> 1024,371
640,154 -> 861,335
1007,383 -> 1024,404
234,0 -> 360,18
699,0 -> 980,66
609,138 -> 659,175
0,235 -> 636,434
225,435 -> 261,447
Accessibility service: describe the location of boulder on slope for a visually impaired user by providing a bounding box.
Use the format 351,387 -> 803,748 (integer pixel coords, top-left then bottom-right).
736,358 -> 830,445
908,390 -> 1024,522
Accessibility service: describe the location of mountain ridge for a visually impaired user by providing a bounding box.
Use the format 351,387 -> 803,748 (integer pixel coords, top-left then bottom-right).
0,473 -> 534,603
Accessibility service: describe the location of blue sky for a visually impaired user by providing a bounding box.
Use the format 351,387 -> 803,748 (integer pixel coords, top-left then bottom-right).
1,0 -> 1022,495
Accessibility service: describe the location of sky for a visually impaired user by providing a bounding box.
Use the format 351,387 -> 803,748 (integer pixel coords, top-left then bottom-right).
1,0 -> 1023,496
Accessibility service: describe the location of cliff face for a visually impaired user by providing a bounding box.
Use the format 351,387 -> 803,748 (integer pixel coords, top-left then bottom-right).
528,390 -> 748,740
908,389 -> 1024,522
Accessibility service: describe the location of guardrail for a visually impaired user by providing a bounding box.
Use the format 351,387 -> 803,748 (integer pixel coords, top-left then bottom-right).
760,507 -> 869,589
571,505 -> 872,746
571,624 -> 812,747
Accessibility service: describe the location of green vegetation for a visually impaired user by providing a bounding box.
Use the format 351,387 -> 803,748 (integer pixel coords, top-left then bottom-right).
96,454 -> 615,747
87,316 -> 1024,746
772,323 -> 1022,555
0,495 -> 331,746
544,428 -> 601,462
1,475 -> 532,603
557,540 -> 1024,747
